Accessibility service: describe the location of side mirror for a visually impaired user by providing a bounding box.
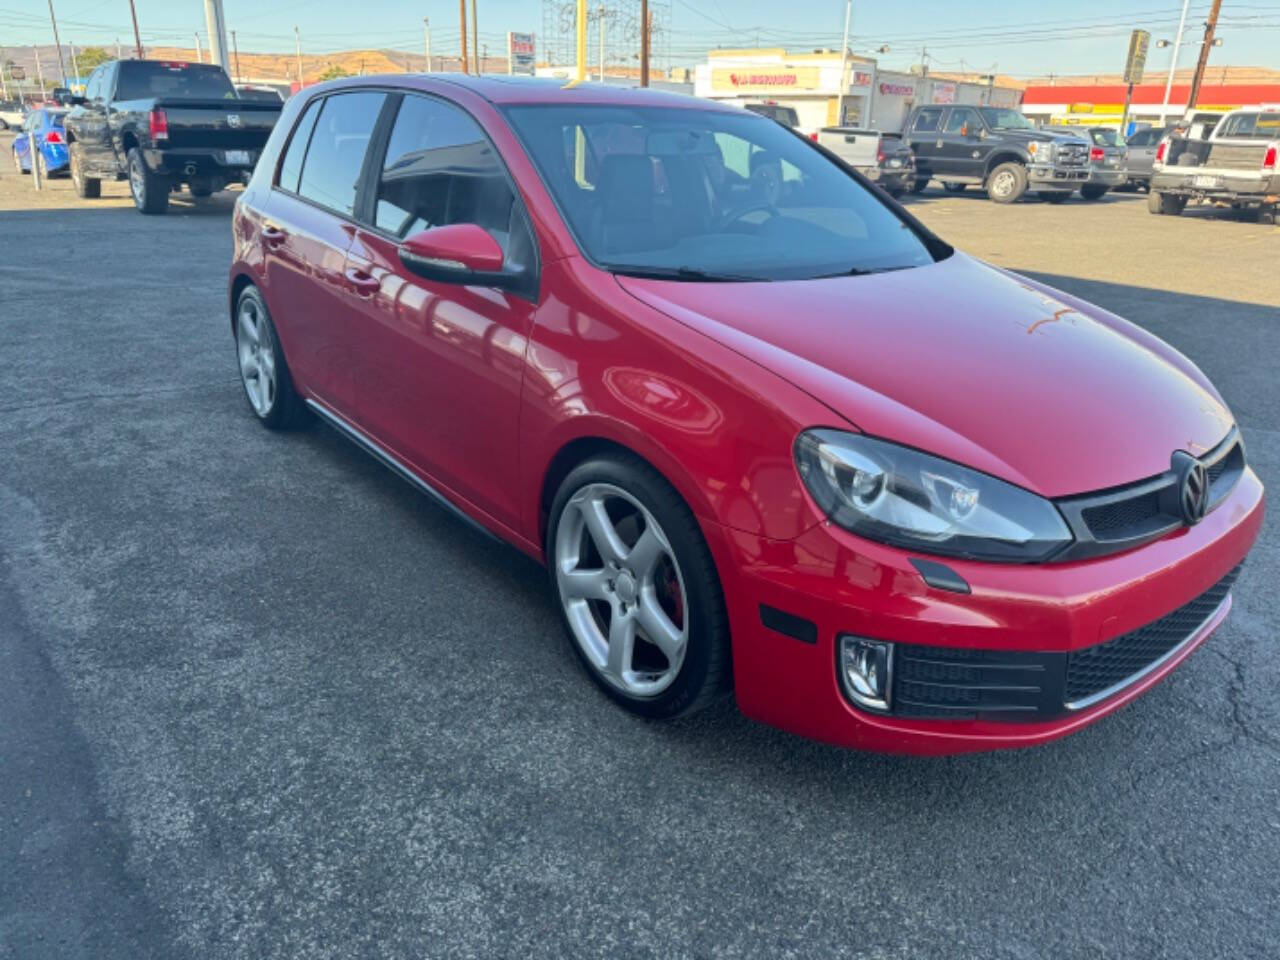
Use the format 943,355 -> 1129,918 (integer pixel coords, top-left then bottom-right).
398,223 -> 527,293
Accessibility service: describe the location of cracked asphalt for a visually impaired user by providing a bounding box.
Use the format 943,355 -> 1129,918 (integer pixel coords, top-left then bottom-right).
1,136 -> 1278,959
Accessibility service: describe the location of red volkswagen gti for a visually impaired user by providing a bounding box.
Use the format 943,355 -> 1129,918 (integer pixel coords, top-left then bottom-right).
227,76 -> 1263,754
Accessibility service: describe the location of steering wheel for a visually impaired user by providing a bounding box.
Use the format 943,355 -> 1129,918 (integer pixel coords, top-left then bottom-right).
717,200 -> 780,230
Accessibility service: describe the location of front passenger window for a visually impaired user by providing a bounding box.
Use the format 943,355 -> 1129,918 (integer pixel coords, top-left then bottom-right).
373,94 -> 532,267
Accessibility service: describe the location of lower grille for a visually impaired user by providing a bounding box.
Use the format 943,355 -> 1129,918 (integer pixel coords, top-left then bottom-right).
1063,565 -> 1240,706
885,566 -> 1240,721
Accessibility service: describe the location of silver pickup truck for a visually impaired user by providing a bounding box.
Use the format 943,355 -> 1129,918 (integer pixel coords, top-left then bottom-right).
815,127 -> 916,198
1149,107 -> 1279,219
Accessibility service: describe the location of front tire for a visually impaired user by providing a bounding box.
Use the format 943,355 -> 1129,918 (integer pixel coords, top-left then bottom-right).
943,182 -> 967,193
986,162 -> 1028,203
127,147 -> 169,215
1039,191 -> 1070,204
234,285 -> 307,429
548,455 -> 731,720
70,144 -> 101,197
1079,183 -> 1109,201
1148,191 -> 1186,216
909,176 -> 929,194
188,177 -> 215,198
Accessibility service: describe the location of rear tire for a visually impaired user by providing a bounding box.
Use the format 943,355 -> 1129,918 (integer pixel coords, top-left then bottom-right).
986,162 -> 1028,203
1079,183 -> 1109,201
910,176 -> 929,194
547,454 -> 731,720
234,285 -> 308,430
1147,191 -> 1186,216
188,177 -> 215,198
127,147 -> 169,215
70,145 -> 101,197
1040,191 -> 1070,204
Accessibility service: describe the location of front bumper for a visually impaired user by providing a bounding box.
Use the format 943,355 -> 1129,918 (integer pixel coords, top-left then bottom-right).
1151,169 -> 1280,201
142,147 -> 258,181
1027,163 -> 1090,191
705,466 -> 1264,754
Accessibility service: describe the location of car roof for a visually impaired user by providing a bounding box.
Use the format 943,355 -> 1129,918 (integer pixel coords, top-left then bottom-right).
319,72 -> 733,112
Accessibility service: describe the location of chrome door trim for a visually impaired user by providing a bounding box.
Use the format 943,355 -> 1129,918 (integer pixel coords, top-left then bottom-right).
305,399 -> 500,544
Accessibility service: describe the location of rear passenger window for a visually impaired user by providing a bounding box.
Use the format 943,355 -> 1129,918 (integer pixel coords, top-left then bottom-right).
372,94 -> 532,266
277,97 -> 322,194
914,108 -> 943,133
296,91 -> 385,217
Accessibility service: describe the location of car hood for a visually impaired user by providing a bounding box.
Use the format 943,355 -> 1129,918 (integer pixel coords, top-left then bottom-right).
616,254 -> 1233,498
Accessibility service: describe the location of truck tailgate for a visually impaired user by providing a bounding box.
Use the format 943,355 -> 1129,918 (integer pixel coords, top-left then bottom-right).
156,100 -> 280,150
1204,142 -> 1270,170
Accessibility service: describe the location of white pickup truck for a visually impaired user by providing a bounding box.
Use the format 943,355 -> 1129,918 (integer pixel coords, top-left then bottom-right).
1148,107 -> 1279,219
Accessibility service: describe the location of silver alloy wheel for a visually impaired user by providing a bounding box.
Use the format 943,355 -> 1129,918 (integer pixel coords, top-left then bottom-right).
129,155 -> 144,204
555,483 -> 689,697
236,297 -> 276,416
991,169 -> 1016,198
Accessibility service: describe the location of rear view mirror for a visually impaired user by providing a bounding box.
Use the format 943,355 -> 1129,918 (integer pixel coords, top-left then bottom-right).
398,223 -> 529,294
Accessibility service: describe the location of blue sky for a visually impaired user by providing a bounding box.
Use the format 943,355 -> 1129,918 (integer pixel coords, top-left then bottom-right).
2,1 -> 1278,78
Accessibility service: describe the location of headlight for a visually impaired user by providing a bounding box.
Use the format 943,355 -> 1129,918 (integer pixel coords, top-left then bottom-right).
1027,140 -> 1054,160
794,430 -> 1072,562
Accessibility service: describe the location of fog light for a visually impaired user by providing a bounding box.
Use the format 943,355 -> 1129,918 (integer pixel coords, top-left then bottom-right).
839,636 -> 893,713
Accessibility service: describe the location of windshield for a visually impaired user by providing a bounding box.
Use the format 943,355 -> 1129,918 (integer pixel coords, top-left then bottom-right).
116,61 -> 237,101
502,104 -> 939,281
1218,111 -> 1280,139
978,108 -> 1034,131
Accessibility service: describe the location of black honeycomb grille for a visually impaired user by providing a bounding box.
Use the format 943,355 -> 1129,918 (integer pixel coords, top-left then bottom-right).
1081,490 -> 1162,536
1063,565 -> 1240,703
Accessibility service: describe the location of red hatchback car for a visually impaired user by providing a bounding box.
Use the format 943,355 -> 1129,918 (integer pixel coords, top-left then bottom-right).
228,76 -> 1263,754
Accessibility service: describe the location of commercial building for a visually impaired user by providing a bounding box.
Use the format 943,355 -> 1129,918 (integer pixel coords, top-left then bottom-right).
694,48 -> 1021,133
1022,80 -> 1280,129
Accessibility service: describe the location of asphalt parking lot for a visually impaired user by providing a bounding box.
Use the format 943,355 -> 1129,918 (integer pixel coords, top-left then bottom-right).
2,132 -> 1278,959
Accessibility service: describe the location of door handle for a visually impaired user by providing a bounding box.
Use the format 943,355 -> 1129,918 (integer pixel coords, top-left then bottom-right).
261,223 -> 286,245
344,267 -> 380,296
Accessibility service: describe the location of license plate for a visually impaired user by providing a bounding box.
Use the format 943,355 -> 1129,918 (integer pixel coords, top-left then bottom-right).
889,158 -> 902,168
1193,175 -> 1220,189
224,150 -> 251,166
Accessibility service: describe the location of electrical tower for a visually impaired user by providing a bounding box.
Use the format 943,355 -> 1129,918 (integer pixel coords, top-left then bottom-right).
541,0 -> 669,77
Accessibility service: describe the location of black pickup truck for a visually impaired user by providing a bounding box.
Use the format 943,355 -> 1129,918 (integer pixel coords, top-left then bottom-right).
64,59 -> 281,214
902,104 -> 1092,203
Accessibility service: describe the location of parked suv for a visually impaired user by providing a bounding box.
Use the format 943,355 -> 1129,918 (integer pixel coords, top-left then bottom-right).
1119,125 -> 1173,190
904,104 -> 1091,202
1045,125 -> 1125,200
228,76 -> 1261,754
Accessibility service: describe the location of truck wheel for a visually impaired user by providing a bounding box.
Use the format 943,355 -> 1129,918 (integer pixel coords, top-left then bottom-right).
127,147 -> 169,215
1039,192 -> 1070,204
70,145 -> 101,198
986,162 -> 1028,203
1079,184 -> 1109,201
188,177 -> 215,198
943,182 -> 967,193
1147,191 -> 1186,216
910,177 -> 929,194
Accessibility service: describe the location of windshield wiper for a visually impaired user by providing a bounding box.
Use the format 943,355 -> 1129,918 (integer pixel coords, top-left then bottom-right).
607,265 -> 764,282
813,264 -> 915,279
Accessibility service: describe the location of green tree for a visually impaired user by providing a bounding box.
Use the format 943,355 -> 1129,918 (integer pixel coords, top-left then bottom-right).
316,64 -> 352,82
76,46 -> 112,71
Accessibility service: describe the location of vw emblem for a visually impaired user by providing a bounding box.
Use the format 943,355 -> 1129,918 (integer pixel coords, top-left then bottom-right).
1175,456 -> 1210,525
227,114 -> 242,129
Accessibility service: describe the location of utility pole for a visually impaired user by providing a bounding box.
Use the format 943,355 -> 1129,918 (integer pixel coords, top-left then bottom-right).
576,0 -> 586,82
115,37 -> 122,59
34,45 -> 47,96
204,0 -> 230,73
471,0 -> 480,75
294,26 -> 303,84
919,46 -> 928,77
459,0 -> 469,73
639,0 -> 649,86
599,4 -> 606,82
1186,0 -> 1222,110
836,0 -> 852,126
47,0 -> 68,83
128,0 -> 143,59
1160,0 -> 1191,124
231,30 -> 241,83
195,32 -> 203,63
423,18 -> 432,72
69,42 -> 80,85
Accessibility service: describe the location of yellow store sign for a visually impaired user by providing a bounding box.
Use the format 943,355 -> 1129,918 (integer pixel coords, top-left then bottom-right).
711,67 -> 822,94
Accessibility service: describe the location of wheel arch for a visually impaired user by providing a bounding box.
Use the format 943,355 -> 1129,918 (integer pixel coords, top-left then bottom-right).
229,271 -> 256,335
983,151 -> 1027,177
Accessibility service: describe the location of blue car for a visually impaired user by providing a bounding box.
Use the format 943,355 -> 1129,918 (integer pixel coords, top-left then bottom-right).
11,108 -> 69,177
